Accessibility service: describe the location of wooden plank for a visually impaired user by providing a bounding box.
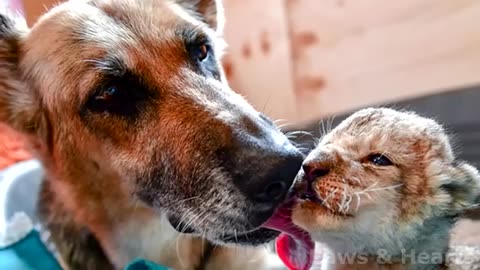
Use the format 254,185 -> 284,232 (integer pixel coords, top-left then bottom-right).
222,0 -> 297,123
22,0 -> 59,26
288,0 -> 480,124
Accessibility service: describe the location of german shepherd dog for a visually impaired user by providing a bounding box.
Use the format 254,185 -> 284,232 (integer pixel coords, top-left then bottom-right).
0,0 -> 303,269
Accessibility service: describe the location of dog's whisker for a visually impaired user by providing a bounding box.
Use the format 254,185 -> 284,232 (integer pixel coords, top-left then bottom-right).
261,94 -> 273,115
234,229 -> 239,243
326,115 -> 337,134
285,130 -> 313,137
175,234 -> 189,268
273,118 -> 288,125
277,122 -> 293,131
176,208 -> 197,234
82,59 -> 114,71
182,213 -> 200,234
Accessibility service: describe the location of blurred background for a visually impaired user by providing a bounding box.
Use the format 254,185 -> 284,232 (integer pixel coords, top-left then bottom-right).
0,0 -> 479,244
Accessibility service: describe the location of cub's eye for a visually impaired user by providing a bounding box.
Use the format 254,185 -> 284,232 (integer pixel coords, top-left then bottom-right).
193,43 -> 210,62
367,154 -> 394,166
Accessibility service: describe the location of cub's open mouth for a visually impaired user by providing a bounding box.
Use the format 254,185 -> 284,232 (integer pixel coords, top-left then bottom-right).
298,177 -> 358,217
262,199 -> 315,270
298,198 -> 355,218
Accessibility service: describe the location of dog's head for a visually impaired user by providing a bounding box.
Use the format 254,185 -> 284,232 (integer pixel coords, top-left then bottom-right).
0,0 -> 303,245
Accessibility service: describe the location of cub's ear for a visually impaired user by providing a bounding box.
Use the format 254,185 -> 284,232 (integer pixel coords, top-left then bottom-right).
174,0 -> 224,32
440,161 -> 480,214
0,14 -> 44,136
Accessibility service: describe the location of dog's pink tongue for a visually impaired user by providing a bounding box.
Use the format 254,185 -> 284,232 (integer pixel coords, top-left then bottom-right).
262,200 -> 314,270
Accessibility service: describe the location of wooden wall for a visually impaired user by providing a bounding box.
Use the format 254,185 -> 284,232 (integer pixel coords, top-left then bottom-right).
19,0 -> 480,126
222,0 -> 480,126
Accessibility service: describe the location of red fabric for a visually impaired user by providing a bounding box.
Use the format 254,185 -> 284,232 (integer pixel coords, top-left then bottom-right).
0,123 -> 31,170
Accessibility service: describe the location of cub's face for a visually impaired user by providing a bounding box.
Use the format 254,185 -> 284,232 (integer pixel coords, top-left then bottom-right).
292,108 -> 480,251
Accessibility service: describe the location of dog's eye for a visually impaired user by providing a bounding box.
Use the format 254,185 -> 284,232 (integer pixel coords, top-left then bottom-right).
193,43 -> 210,62
89,83 -> 126,113
86,73 -> 151,117
367,154 -> 394,166
95,86 -> 117,103
187,39 -> 220,79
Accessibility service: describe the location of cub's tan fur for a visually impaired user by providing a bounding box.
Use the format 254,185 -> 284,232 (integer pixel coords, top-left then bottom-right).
0,0 -> 304,269
293,108 -> 480,270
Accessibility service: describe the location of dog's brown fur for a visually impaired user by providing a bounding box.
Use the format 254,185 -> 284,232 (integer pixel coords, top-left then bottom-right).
0,0 -> 303,269
293,108 -> 480,270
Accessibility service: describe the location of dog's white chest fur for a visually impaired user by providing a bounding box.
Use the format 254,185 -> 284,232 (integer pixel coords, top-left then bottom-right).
109,213 -> 285,270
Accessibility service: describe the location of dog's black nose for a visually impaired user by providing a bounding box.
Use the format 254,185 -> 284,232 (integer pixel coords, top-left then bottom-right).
233,150 -> 304,226
254,180 -> 288,203
248,152 -> 303,226
251,153 -> 303,204
214,113 -> 305,227
218,144 -> 303,203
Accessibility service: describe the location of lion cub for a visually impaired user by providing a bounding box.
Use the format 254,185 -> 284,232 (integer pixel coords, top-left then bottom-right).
292,108 -> 480,270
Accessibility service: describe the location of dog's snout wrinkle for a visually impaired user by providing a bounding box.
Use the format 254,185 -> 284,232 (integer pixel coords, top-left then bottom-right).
238,115 -> 262,137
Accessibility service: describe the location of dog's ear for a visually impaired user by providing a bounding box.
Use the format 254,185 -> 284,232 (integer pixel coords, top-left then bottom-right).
174,0 -> 224,32
0,14 -> 45,137
440,161 -> 480,214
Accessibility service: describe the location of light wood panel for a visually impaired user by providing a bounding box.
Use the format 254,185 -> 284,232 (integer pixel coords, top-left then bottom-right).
222,0 -> 297,123
22,0 -> 58,26
287,0 -> 480,125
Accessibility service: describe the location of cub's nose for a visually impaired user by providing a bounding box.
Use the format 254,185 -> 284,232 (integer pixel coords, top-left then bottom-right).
302,160 -> 331,183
